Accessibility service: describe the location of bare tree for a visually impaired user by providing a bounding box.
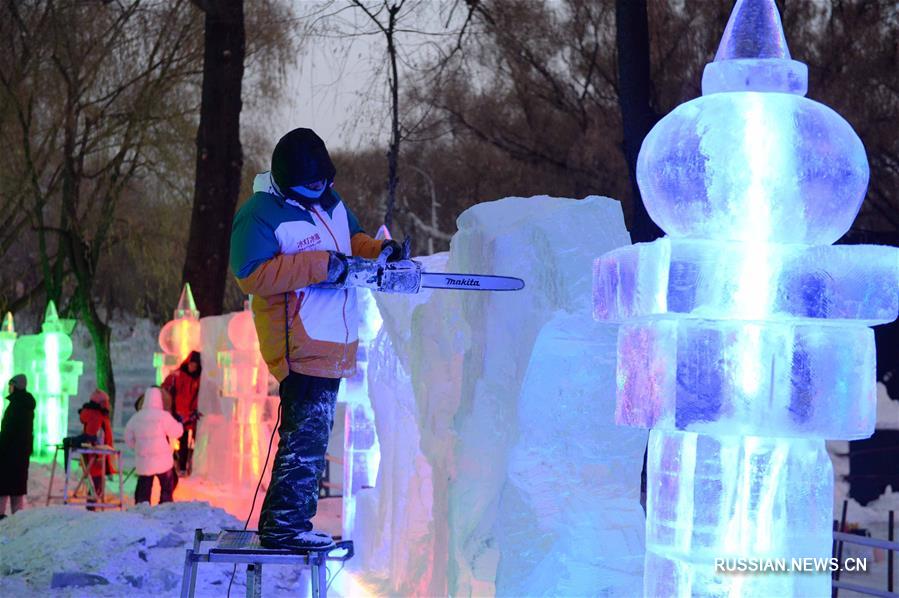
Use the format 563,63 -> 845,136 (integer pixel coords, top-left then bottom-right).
347,0 -> 407,230
1,0 -> 204,408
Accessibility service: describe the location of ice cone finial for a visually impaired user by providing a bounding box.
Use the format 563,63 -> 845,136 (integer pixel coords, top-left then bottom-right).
714,0 -> 790,61
702,0 -> 807,95
175,283 -> 200,320
2,312 -> 14,334
44,301 -> 59,323
375,224 -> 392,241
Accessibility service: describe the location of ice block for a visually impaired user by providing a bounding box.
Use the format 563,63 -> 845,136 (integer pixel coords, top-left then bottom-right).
615,320 -> 876,439
594,239 -> 899,324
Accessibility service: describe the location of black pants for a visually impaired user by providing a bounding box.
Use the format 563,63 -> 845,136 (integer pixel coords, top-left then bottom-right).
135,468 -> 176,504
259,372 -> 340,542
176,427 -> 193,473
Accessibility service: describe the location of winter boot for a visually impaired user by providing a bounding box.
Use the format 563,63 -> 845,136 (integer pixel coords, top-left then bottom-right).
259,529 -> 334,551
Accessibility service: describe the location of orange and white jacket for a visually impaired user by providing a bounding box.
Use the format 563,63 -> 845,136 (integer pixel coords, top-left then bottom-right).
229,173 -> 382,381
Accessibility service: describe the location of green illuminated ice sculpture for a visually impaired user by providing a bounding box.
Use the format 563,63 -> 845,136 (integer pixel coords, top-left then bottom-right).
13,302 -> 83,456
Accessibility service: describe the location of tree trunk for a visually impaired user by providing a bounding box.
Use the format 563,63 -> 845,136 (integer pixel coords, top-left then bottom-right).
182,0 -> 245,316
384,10 -> 400,231
78,287 -> 115,416
616,0 -> 663,243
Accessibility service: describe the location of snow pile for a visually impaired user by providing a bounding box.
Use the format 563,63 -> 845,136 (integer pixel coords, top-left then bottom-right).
0,502 -> 231,596
841,487 -> 899,528
354,196 -> 644,596
0,501 -> 329,597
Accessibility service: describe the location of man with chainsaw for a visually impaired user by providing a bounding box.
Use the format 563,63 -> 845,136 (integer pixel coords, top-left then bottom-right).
229,128 -> 411,550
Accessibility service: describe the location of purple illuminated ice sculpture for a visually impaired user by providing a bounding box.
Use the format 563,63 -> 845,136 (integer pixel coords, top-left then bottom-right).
593,0 -> 899,595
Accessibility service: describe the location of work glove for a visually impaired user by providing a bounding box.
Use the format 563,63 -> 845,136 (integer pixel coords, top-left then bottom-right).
325,251 -> 348,283
318,244 -> 421,293
380,237 -> 411,263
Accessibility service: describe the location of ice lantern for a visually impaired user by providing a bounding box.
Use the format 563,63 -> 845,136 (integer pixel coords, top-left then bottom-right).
13,302 -> 83,455
0,313 -> 16,419
593,0 -> 899,595
154,283 -> 201,384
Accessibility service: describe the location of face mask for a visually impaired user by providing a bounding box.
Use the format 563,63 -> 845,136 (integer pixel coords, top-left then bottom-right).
291,184 -> 326,199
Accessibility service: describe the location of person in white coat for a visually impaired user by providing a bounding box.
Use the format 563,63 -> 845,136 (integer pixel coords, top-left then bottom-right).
124,386 -> 183,504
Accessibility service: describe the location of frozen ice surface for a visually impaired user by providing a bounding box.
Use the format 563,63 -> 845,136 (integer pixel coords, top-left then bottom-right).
594,239 -> 899,324
615,319 -> 876,439
638,92 -> 868,244
645,429 -> 832,597
494,312 -> 646,596
351,196 -> 639,596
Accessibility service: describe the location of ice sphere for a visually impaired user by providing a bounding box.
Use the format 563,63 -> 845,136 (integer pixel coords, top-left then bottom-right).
616,319 -> 876,439
644,429 -> 832,597
637,92 -> 869,244
594,239 -> 899,325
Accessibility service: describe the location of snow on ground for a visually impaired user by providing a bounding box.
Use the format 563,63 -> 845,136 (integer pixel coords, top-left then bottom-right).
2,455 -> 354,597
0,502 -> 242,596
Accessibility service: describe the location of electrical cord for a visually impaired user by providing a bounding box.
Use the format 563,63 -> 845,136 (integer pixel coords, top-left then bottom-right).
326,560 -> 346,593
226,402 -> 282,598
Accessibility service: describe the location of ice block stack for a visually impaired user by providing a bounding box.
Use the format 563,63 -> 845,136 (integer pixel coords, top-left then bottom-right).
593,0 -> 899,595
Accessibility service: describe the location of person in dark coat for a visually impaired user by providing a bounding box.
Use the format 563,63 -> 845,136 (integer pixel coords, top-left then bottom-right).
0,374 -> 36,518
162,351 -> 202,475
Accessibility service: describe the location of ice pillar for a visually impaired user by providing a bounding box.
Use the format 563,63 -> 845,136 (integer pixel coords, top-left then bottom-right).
593,0 -> 899,595
13,302 -> 83,455
154,283 -> 201,384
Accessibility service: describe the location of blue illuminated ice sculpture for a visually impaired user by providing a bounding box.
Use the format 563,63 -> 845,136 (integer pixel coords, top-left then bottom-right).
593,0 -> 899,595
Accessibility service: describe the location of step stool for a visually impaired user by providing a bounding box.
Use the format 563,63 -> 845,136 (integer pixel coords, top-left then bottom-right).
180,529 -> 354,598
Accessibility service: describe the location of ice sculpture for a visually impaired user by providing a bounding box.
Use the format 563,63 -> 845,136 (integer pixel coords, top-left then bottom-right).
154,283 -> 201,384
353,197 -> 642,596
593,0 -> 899,595
341,287 -> 383,540
0,313 -> 16,419
216,302 -> 277,486
13,302 -> 83,455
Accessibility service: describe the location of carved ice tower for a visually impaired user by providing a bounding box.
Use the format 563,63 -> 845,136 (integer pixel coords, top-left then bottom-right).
593,0 -> 899,595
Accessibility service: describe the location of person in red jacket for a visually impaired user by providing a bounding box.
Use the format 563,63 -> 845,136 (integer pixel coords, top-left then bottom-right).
77,389 -> 116,504
162,351 -> 201,475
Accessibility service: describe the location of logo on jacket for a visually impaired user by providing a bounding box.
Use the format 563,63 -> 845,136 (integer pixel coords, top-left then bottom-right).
297,232 -> 322,251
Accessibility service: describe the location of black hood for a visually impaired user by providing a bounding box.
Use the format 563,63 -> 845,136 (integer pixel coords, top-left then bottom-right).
7,388 -> 36,409
271,128 -> 336,206
180,350 -> 203,379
